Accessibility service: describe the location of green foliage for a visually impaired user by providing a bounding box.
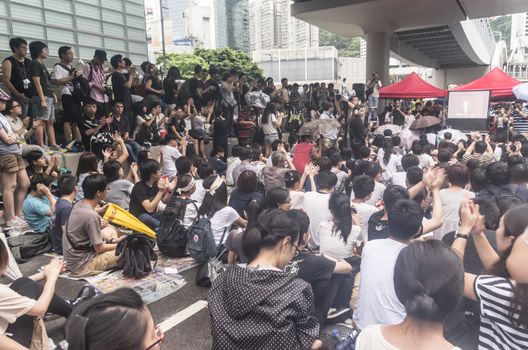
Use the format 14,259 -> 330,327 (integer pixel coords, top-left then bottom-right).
156,48 -> 263,80
490,15 -> 511,52
319,30 -> 361,57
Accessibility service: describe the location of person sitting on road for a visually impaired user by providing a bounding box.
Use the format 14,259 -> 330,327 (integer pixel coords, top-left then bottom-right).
22,173 -> 56,235
103,160 -> 138,210
50,174 -> 76,254
63,174 -> 123,276
63,288 -> 165,350
208,208 -> 322,350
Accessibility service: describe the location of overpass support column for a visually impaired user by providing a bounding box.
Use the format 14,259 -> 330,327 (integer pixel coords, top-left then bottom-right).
365,32 -> 392,86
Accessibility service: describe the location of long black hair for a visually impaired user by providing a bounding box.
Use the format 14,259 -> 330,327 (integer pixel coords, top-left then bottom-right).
489,205 -> 528,328
198,175 -> 228,218
329,192 -> 353,243
261,102 -> 276,125
242,209 -> 300,262
64,288 -> 148,350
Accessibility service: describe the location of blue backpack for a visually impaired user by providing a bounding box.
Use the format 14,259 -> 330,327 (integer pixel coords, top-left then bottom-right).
187,217 -> 219,263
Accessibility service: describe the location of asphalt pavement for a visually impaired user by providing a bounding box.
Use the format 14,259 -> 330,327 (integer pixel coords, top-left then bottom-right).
5,254 -> 212,350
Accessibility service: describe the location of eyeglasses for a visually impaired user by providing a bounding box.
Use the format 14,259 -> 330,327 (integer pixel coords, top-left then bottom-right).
145,326 -> 164,350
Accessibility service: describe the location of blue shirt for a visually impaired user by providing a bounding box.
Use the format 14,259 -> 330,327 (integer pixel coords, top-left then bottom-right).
22,194 -> 54,233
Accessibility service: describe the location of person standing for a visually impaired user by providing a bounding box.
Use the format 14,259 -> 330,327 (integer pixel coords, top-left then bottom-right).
83,50 -> 109,118
110,54 -> 135,123
29,41 -> 59,150
52,46 -> 81,143
366,73 -> 382,121
2,38 -> 32,118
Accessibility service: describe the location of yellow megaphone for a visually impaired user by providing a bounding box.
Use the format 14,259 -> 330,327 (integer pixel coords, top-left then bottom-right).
103,204 -> 156,239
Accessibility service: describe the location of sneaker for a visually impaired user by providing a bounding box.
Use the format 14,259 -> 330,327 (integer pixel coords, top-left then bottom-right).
69,285 -> 101,307
47,145 -> 63,152
326,307 -> 351,325
7,217 -> 27,227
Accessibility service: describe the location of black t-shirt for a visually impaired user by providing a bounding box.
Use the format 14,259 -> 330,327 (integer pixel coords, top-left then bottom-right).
205,78 -> 221,104
188,77 -> 204,108
287,251 -> 336,322
163,78 -> 178,105
29,60 -> 53,97
111,115 -> 130,136
130,181 -> 159,217
367,210 -> 389,241
79,114 -> 100,150
392,109 -> 405,126
228,190 -> 264,217
111,72 -> 133,110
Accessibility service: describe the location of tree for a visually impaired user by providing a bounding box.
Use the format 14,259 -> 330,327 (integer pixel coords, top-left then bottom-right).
156,48 -> 263,80
194,48 -> 263,80
156,53 -> 208,80
319,30 -> 361,57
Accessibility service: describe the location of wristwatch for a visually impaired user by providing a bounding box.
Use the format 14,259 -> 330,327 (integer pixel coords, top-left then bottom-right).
455,232 -> 469,240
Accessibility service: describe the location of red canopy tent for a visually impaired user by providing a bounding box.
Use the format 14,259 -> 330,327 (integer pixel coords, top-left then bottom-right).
451,67 -> 522,98
379,72 -> 447,99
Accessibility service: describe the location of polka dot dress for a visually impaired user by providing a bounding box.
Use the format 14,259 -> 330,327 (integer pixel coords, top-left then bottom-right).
208,264 -> 320,349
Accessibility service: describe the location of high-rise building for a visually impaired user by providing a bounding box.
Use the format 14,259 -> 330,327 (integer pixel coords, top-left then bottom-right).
0,0 -> 148,63
508,13 -> 528,80
146,0 -> 249,57
249,0 -> 319,51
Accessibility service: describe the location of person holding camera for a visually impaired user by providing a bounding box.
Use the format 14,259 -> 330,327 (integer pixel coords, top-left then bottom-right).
52,46 -> 82,143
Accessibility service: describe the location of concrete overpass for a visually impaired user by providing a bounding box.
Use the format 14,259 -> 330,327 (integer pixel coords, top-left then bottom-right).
292,0 -> 528,87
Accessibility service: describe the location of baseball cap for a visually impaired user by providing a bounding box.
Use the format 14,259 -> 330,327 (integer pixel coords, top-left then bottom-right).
94,49 -> 108,61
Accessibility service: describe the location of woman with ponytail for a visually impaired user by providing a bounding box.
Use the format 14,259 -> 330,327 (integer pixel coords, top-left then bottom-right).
452,201 -> 528,349
356,240 -> 464,350
208,208 -> 322,349
318,192 -> 361,260
63,288 -> 164,350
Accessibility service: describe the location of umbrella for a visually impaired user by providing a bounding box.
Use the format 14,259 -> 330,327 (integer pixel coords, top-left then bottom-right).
104,204 -> 156,239
409,115 -> 441,130
245,91 -> 270,109
513,83 -> 528,102
438,128 -> 468,142
375,124 -> 402,135
299,118 -> 341,139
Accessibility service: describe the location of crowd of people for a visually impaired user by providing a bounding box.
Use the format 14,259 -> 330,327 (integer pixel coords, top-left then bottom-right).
0,35 -> 528,349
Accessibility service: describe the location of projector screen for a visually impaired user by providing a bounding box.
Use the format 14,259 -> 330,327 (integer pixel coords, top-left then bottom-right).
447,90 -> 490,131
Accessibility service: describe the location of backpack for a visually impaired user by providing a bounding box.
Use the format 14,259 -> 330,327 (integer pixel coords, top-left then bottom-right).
157,198 -> 197,258
7,233 -> 52,263
488,184 -> 522,207
78,62 -> 94,103
115,233 -> 157,279
187,217 -> 220,263
53,63 -> 87,104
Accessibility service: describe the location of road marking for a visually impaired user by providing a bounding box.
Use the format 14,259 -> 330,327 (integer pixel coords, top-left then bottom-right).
159,300 -> 208,332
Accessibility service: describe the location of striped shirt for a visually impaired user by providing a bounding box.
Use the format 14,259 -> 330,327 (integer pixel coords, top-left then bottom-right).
512,110 -> 528,133
475,275 -> 528,350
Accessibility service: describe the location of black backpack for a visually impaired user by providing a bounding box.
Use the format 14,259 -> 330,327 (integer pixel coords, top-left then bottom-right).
115,234 -> 157,279
488,184 -> 522,207
157,198 -> 197,258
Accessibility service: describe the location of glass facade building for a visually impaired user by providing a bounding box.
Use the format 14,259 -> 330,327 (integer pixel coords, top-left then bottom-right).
0,0 -> 148,64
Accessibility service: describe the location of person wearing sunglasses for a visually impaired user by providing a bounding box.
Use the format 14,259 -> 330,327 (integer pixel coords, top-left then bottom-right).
63,288 -> 164,350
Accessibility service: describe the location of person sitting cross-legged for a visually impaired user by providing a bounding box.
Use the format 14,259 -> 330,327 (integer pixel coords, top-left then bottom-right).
63,174 -> 124,276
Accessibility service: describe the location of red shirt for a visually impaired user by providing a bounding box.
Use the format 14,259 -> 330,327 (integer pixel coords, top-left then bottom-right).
292,142 -> 314,173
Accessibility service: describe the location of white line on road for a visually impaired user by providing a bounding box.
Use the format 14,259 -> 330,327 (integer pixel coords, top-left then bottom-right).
159,300 -> 208,332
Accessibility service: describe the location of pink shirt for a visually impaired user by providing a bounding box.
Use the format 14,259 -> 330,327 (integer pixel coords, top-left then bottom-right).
292,142 -> 314,173
82,62 -> 109,103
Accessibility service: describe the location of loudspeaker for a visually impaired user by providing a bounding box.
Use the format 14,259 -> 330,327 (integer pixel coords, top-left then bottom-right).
353,83 -> 366,102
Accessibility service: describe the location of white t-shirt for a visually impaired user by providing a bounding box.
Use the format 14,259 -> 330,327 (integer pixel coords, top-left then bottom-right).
0,284 -> 36,335
391,172 -> 407,188
351,201 -> 378,241
226,157 -> 242,187
52,64 -> 73,96
260,113 -> 278,135
190,179 -> 206,207
418,154 -> 435,169
301,192 -> 332,247
182,201 -> 198,227
433,189 -> 475,240
356,325 -> 461,350
365,181 -> 386,206
289,190 -> 304,210
210,206 -> 240,245
161,145 -> 182,179
331,168 -> 348,191
318,221 -> 361,259
353,238 -> 407,330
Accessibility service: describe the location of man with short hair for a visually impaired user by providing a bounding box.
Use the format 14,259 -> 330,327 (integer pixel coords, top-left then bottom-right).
189,64 -> 204,109
52,46 -> 81,143
79,99 -> 113,154
110,101 -> 141,163
2,37 -> 32,117
351,175 -> 378,240
50,174 -> 77,254
63,174 -> 122,276
232,147 -> 257,187
83,50 -> 109,117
